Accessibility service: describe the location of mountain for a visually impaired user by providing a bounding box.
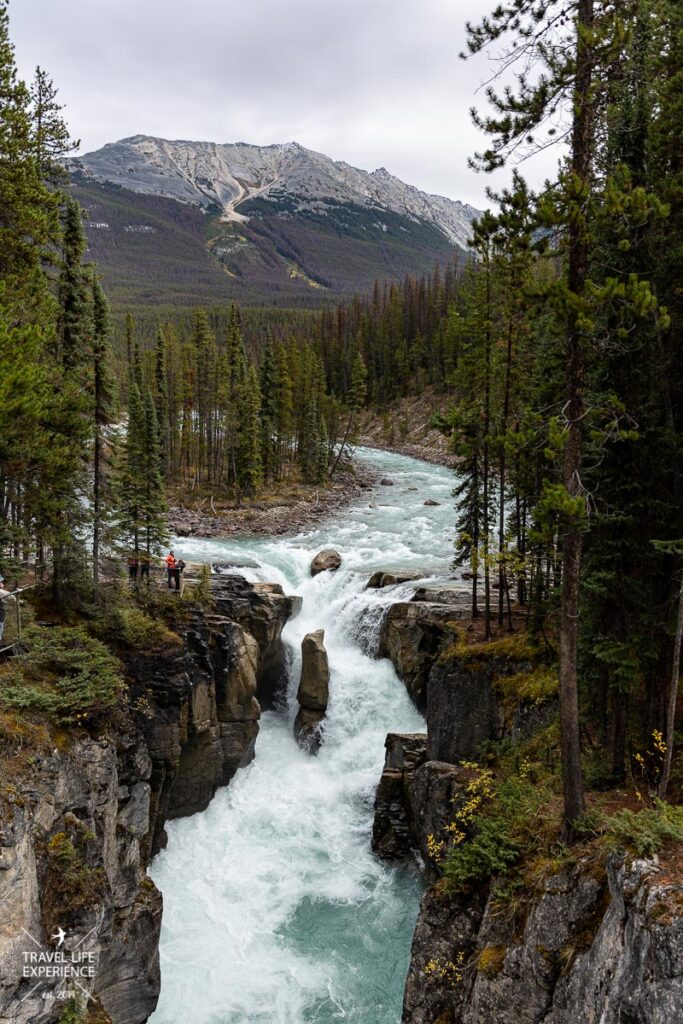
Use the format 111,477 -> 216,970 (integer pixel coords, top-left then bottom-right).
69,136 -> 479,308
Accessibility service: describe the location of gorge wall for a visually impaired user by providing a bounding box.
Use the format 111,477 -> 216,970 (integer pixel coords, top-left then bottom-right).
0,575 -> 297,1024
374,590 -> 683,1024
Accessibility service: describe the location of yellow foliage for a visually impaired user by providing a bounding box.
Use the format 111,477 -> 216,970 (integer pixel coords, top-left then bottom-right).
424,952 -> 465,986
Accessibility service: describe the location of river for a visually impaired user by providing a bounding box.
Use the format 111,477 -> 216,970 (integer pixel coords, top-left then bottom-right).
149,448 -> 456,1024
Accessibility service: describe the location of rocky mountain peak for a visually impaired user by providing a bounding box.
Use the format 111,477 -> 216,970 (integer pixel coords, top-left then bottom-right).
69,135 -> 479,248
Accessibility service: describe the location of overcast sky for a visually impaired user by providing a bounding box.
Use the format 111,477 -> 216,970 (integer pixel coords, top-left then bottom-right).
10,0 -> 562,208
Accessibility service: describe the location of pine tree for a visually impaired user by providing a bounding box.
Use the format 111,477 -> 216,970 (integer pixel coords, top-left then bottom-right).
116,385 -> 146,561
463,0 -> 609,835
259,337 -> 278,484
57,196 -> 90,374
90,271 -> 116,584
237,366 -> 263,495
29,65 -> 77,180
154,328 -> 170,476
330,350 -> 367,476
141,390 -> 168,558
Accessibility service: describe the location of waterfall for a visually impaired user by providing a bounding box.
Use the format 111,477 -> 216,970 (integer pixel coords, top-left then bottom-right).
149,448 -> 456,1024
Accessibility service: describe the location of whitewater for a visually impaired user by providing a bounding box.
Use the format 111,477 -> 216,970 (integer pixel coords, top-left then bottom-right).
149,448 -> 456,1024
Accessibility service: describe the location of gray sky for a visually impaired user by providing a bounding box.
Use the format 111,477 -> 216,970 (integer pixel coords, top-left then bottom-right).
10,0 -> 562,207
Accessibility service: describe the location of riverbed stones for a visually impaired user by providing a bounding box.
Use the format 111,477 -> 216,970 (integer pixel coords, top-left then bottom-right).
310,548 -> 342,576
294,629 -> 330,754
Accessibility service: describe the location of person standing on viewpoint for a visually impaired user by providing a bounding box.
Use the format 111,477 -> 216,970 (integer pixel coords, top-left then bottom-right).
165,551 -> 177,589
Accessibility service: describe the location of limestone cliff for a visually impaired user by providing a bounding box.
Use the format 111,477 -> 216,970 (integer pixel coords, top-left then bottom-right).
402,853 -> 683,1024
373,622 -> 682,1024
0,575 -> 295,1024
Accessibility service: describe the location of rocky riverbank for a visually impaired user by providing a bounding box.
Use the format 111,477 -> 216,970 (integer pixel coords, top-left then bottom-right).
169,463 -> 376,539
358,391 -> 458,468
0,575 -> 298,1024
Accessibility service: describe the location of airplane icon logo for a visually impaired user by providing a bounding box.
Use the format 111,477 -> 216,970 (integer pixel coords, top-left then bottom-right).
51,927 -> 66,948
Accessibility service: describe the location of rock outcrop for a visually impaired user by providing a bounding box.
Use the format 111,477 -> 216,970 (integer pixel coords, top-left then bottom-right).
310,549 -> 342,576
402,854 -> 683,1024
294,630 -> 330,754
426,641 -> 556,764
372,734 -> 427,860
211,574 -> 299,707
372,735 -> 477,881
0,738 -> 162,1024
0,574 -> 297,1023
378,591 -> 469,708
127,611 -> 266,853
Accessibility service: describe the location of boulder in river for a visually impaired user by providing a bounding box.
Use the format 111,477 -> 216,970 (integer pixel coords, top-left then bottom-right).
294,629 -> 330,754
310,548 -> 342,576
423,499 -> 441,506
366,571 -> 423,590
297,629 -> 330,712
380,478 -> 394,486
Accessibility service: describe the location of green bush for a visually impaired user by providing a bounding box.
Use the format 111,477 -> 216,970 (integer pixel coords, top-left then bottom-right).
58,997 -> 86,1024
443,772 -> 556,892
605,800 -> 683,857
443,814 -> 521,889
0,626 -> 125,725
43,831 -> 106,934
98,606 -> 180,651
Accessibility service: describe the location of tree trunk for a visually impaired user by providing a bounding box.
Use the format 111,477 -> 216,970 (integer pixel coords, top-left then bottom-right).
658,568 -> 683,797
483,253 -> 492,640
559,0 -> 593,839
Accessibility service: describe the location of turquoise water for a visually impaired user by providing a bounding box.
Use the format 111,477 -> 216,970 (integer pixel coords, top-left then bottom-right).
149,449 -> 456,1024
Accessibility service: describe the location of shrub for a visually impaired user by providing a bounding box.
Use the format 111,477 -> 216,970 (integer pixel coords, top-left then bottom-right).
495,667 -> 558,706
443,771 -> 557,892
0,626 -> 125,725
443,813 -> 521,890
43,831 -> 105,933
59,997 -> 86,1024
98,606 -> 180,651
604,800 -> 683,857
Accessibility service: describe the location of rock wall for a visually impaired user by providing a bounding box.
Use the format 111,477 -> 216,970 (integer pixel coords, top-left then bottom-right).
378,593 -> 469,708
402,855 -> 683,1024
0,738 -> 162,1024
373,627 -> 681,1024
0,576 -> 295,1024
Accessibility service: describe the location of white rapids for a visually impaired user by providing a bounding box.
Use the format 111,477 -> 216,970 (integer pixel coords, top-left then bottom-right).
149,448 -> 456,1024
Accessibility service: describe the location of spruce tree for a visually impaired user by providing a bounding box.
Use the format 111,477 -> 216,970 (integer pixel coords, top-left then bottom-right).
237,366 -> 263,496
29,65 -> 77,180
90,271 -> 116,584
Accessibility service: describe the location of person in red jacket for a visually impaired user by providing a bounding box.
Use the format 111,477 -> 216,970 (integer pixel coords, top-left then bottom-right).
165,551 -> 177,589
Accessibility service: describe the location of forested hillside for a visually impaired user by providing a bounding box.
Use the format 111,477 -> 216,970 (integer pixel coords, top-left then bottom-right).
70,147 -> 471,309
